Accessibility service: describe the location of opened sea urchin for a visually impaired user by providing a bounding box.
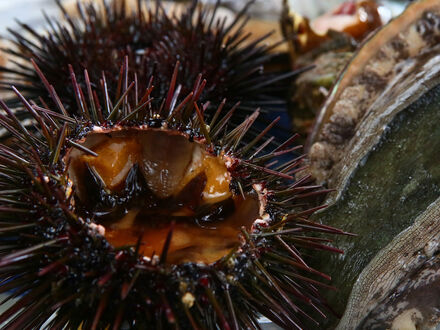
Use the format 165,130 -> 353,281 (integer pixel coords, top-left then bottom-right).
0,60 -> 345,329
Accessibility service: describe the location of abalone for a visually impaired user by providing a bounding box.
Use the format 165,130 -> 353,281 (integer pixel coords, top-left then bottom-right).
305,0 -> 440,328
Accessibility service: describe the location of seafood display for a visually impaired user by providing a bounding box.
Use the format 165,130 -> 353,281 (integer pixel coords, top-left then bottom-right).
0,0 -> 439,328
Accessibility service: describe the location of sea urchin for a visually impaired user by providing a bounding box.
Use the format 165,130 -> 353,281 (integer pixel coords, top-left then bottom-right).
1,0 -> 293,121
0,59 -> 345,329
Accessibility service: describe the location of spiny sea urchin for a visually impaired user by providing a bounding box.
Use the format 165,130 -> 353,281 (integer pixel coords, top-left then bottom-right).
0,60 -> 346,329
0,0 -> 293,120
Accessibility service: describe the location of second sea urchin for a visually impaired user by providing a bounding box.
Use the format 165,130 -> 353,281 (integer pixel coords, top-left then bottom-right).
1,0 -> 293,120
0,59 -> 345,328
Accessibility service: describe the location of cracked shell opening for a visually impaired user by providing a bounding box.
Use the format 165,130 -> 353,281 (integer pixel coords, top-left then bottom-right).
67,129 -> 260,264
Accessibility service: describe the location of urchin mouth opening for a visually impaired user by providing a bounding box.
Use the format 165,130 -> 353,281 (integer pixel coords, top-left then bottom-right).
67,128 -> 260,264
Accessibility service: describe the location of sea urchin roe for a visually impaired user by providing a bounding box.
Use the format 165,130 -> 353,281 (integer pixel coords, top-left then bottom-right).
81,137 -> 140,190
201,156 -> 232,203
78,131 -> 231,202
175,147 -> 232,204
68,129 -> 259,264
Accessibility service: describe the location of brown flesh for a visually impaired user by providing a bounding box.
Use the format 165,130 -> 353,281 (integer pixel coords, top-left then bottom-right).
286,0 -> 381,56
313,0 -> 382,40
68,130 -> 259,264
105,197 -> 259,264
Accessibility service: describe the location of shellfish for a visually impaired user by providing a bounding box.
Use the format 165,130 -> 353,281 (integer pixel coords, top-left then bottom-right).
304,0 -> 440,328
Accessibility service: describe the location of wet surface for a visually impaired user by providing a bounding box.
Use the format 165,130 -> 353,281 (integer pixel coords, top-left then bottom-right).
69,129 -> 260,264
360,254 -> 440,329
311,83 -> 440,326
105,196 -> 259,264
